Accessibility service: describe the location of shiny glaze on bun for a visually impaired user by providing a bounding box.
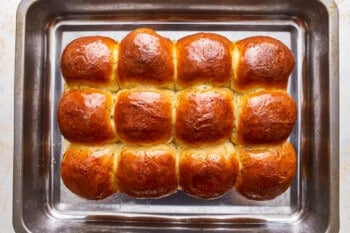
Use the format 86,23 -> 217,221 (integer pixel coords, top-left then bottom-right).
234,90 -> 297,145
114,89 -> 173,145
175,88 -> 234,146
60,144 -> 117,200
60,36 -> 118,90
176,33 -> 232,88
116,146 -> 177,198
235,142 -> 297,200
57,88 -> 116,144
233,36 -> 295,92
179,143 -> 239,199
118,28 -> 174,88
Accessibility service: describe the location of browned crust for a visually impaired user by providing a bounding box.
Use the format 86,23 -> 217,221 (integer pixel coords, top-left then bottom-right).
60,145 -> 117,200
176,33 -> 232,87
57,89 -> 116,144
60,36 -> 117,88
235,90 -> 297,145
116,146 -> 178,198
233,36 -> 295,92
234,142 -> 297,200
118,28 -> 174,88
175,89 -> 234,146
114,90 -> 173,145
179,144 -> 239,199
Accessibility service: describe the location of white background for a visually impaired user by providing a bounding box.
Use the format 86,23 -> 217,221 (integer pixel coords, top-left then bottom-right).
1,0 -> 349,232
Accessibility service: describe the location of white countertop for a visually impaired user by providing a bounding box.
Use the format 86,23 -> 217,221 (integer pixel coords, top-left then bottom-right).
1,0 -> 349,232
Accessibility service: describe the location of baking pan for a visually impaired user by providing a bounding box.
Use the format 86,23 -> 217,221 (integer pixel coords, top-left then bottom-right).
13,0 -> 339,232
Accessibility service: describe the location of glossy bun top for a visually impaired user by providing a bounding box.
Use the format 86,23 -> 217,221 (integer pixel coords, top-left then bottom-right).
60,144 -> 117,200
114,89 -> 173,145
235,142 -> 297,200
179,143 -> 239,199
60,36 -> 118,90
235,90 -> 297,145
175,88 -> 234,146
176,33 -> 232,88
233,36 -> 295,92
57,88 -> 116,144
116,146 -> 177,198
118,28 -> 175,89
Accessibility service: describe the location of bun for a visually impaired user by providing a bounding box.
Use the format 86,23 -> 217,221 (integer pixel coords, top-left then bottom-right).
60,144 -> 117,200
114,89 -> 173,145
234,142 -> 297,200
60,36 -> 118,91
179,142 -> 239,199
176,33 -> 232,88
116,145 -> 177,198
233,36 -> 295,92
57,88 -> 117,144
175,88 -> 234,146
118,28 -> 174,89
233,90 -> 297,145
58,29 -> 297,201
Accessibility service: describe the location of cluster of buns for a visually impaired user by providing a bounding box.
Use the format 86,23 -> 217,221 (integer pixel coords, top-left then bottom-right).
58,28 -> 297,201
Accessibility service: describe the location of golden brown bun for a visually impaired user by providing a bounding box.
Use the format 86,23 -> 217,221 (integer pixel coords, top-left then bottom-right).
235,142 -> 297,200
176,33 -> 232,88
57,88 -> 117,144
60,36 -> 118,90
175,88 -> 234,146
114,89 -> 173,145
60,144 -> 117,200
234,90 -> 297,145
233,36 -> 295,92
116,146 -> 177,198
118,28 -> 174,89
179,143 -> 239,199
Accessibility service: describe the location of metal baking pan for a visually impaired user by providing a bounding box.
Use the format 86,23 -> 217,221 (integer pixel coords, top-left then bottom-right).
13,0 -> 339,232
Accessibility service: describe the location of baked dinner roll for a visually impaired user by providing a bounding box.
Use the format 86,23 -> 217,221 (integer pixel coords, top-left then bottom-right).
114,89 -> 173,145
235,142 -> 297,200
179,142 -> 239,199
233,36 -> 295,92
116,145 -> 178,198
60,36 -> 118,91
60,144 -> 118,200
233,90 -> 297,145
57,88 -> 117,144
176,33 -> 232,88
118,28 -> 175,89
175,88 -> 234,146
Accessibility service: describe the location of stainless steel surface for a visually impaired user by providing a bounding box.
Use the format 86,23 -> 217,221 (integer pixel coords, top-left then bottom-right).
14,0 -> 339,232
